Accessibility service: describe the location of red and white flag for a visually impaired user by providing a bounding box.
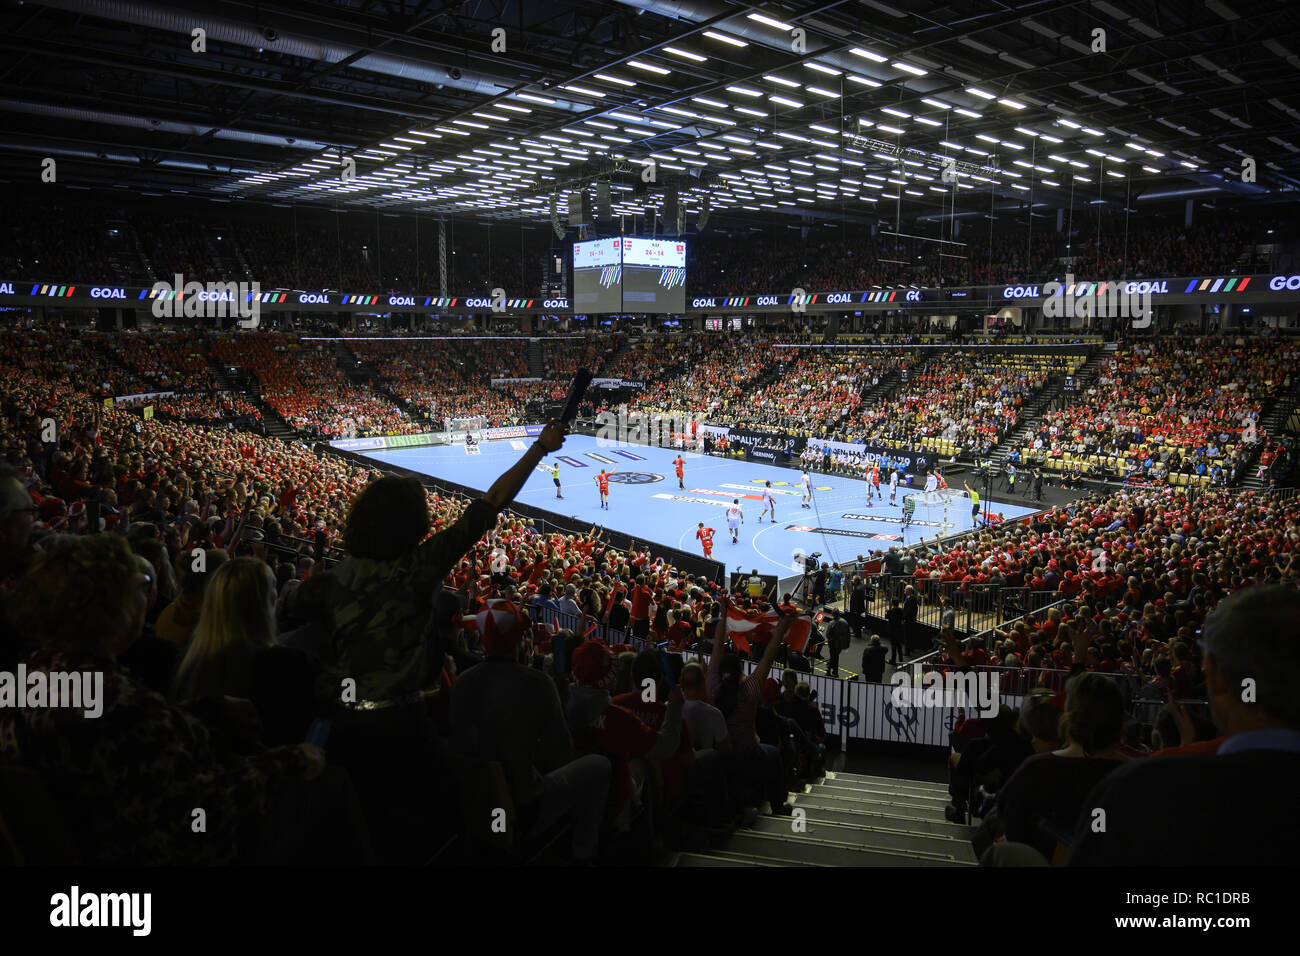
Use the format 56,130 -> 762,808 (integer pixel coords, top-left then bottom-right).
724,606 -> 812,653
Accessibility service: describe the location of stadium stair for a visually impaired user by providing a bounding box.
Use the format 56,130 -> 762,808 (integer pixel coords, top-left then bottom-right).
990,343 -> 1109,469
601,335 -> 633,374
200,224 -> 251,282
746,356 -> 789,394
83,334 -> 140,381
127,221 -> 156,284
102,218 -> 149,285
671,771 -> 976,867
865,365 -> 903,406
333,339 -> 368,382
1237,387 -> 1300,490
526,340 -> 545,378
217,363 -> 296,439
255,400 -> 297,441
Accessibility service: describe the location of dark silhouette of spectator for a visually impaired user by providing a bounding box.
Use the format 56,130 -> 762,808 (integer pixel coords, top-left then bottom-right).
450,600 -> 611,862
1070,585 -> 1300,866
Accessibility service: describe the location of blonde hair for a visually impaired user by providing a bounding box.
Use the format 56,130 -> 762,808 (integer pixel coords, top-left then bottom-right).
172,558 -> 276,701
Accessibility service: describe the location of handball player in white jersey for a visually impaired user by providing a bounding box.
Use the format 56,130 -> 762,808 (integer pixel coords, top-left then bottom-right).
759,481 -> 777,523
726,499 -> 744,543
800,469 -> 813,509
924,470 -> 939,504
888,466 -> 900,506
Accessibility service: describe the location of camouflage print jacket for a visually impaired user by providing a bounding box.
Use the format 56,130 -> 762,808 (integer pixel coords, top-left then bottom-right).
0,648 -> 308,865
323,497 -> 499,703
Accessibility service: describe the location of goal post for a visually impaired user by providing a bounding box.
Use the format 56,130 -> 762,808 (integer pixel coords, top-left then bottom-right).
918,490 -> 957,535
444,416 -> 487,443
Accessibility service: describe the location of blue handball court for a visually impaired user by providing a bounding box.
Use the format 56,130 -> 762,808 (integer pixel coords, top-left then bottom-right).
356,434 -> 1038,578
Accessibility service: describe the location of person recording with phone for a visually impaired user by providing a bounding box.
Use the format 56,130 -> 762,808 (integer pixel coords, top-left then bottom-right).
315,419 -> 571,862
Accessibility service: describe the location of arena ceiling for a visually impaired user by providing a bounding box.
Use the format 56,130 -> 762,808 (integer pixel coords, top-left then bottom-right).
2,0 -> 1298,234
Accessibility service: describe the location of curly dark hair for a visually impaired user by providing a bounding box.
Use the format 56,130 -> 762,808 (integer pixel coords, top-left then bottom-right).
12,534 -> 145,656
343,476 -> 430,560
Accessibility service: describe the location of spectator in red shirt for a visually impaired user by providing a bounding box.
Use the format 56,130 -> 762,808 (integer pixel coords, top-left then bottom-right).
629,575 -> 653,641
612,650 -> 695,806
567,639 -> 683,829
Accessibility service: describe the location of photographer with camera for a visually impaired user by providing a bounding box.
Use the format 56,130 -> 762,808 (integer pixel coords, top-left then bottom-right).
813,561 -> 829,605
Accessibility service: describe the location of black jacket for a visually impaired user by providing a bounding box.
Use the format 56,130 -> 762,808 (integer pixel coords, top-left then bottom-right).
1069,748 -> 1300,866
860,644 -> 888,682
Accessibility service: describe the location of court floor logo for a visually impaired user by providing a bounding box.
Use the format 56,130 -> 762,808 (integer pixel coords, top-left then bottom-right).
842,513 -> 943,528
607,471 -> 663,484
653,493 -> 732,507
722,483 -> 801,497
689,488 -> 763,500
751,478 -> 832,491
785,525 -> 901,541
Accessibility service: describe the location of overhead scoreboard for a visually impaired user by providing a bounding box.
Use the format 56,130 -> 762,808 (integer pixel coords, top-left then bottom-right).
572,237 -> 686,314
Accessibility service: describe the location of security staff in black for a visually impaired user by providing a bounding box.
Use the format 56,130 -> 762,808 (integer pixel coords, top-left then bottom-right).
848,578 -> 867,641
827,609 -> 850,678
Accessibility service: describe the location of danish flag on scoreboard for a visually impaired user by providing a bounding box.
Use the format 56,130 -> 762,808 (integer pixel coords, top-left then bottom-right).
724,606 -> 813,653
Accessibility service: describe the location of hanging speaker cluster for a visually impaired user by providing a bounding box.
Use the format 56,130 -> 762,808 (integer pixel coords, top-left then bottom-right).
662,184 -> 679,236
567,189 -> 590,227
549,193 -> 564,239
595,181 -> 612,223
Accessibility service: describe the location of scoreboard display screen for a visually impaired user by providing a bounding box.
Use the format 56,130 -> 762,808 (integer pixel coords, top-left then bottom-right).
572,238 -> 623,313
572,237 -> 687,314
620,238 -> 686,314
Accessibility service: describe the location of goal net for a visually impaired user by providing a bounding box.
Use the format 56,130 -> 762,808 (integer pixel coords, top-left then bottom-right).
444,416 -> 487,443
917,490 -> 958,535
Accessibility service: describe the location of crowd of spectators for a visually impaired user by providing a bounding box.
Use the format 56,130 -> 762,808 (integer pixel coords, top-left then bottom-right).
0,341 -> 845,864
347,338 -> 532,428
134,219 -> 226,285
2,312 -> 1299,867
0,201 -> 119,282
848,483 -> 1300,864
628,331 -> 782,422
0,326 -> 138,398
720,348 -> 895,442
210,333 -> 419,439
688,214 -> 1282,295
850,352 -> 1079,455
1027,337 -> 1297,483
86,330 -> 216,394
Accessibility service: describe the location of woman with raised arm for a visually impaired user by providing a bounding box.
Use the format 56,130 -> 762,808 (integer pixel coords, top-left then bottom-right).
707,594 -> 794,816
